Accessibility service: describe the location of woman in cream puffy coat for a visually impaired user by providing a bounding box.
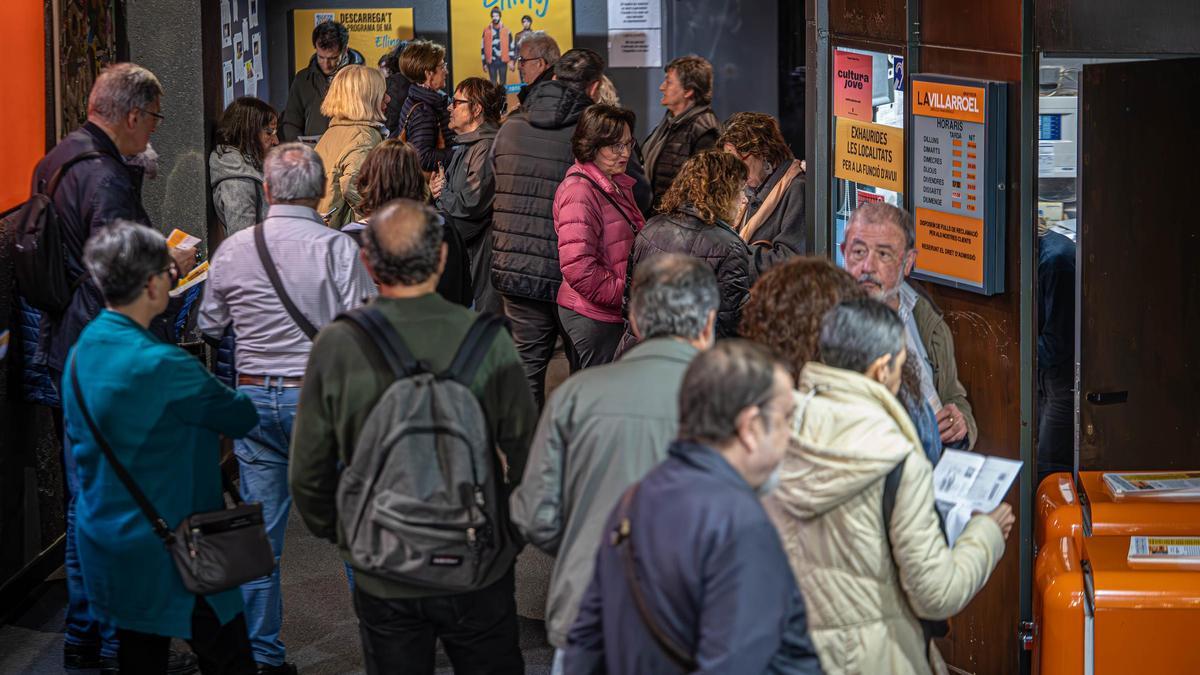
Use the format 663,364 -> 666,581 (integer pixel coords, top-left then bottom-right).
770,360 -> 1007,675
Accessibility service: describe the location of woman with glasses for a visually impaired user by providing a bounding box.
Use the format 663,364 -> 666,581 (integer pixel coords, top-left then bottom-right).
315,64 -> 387,230
210,97 -> 279,236
431,77 -> 506,313
63,221 -> 260,673
552,104 -> 645,370
398,39 -> 456,173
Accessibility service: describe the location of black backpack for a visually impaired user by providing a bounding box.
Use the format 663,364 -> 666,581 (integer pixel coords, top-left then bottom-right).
10,151 -> 105,314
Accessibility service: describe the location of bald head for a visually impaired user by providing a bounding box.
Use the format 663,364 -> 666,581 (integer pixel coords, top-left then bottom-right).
362,199 -> 444,287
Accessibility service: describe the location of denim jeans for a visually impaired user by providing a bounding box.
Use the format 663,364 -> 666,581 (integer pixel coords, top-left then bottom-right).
63,423 -> 119,658
235,382 -> 299,667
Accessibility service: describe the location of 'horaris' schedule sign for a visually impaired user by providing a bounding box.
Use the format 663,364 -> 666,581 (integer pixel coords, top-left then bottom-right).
909,76 -> 1008,295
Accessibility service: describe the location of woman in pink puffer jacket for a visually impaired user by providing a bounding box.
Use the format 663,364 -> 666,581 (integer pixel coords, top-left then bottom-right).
553,104 -> 645,370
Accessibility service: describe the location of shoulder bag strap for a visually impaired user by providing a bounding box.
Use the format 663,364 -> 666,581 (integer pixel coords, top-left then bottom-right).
573,172 -> 640,236
69,355 -> 176,546
881,460 -> 950,645
254,223 -> 319,340
443,314 -> 505,385
612,483 -> 699,672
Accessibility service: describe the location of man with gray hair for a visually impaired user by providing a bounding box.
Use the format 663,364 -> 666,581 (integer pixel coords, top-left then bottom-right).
514,30 -> 561,108
198,142 -> 375,674
512,253 -> 719,673
841,201 -> 977,449
21,62 -> 200,674
291,199 -> 536,673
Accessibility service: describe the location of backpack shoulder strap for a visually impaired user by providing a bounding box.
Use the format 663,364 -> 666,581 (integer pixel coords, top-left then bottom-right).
254,223 -> 319,340
44,151 -> 107,197
881,458 -> 951,644
443,313 -> 506,385
337,305 -> 423,379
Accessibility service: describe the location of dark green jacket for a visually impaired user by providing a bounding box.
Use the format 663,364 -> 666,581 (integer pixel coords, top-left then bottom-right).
280,49 -> 366,141
289,293 -> 538,598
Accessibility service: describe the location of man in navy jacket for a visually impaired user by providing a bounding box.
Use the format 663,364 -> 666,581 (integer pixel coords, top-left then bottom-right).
566,340 -> 824,674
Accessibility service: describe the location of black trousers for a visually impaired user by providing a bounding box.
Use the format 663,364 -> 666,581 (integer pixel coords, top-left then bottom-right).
1037,364 -> 1075,485
558,306 -> 623,372
352,569 -> 523,675
501,294 -> 575,407
116,599 -> 255,674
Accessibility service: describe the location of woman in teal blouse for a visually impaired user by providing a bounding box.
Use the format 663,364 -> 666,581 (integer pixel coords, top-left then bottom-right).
62,221 -> 260,673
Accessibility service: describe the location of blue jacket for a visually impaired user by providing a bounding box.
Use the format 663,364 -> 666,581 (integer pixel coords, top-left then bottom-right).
62,311 -> 258,638
31,122 -> 150,375
566,440 -> 824,674
17,297 -> 59,407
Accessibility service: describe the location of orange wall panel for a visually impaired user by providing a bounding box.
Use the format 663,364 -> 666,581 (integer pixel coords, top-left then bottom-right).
2,1 -> 46,212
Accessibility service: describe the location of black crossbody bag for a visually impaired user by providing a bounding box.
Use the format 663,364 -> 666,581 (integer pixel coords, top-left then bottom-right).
69,356 -> 274,595
254,222 -> 318,339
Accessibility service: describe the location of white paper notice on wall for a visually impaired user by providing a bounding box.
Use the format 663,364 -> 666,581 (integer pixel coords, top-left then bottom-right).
608,0 -> 662,30
607,29 -> 662,68
222,61 -> 234,107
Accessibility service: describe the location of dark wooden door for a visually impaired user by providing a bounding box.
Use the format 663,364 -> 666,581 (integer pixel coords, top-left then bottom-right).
1077,57 -> 1200,470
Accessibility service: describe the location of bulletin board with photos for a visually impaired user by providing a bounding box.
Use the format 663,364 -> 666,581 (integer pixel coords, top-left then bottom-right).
218,0 -> 270,109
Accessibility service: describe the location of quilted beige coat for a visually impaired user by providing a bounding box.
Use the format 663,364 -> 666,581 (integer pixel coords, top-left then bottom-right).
768,362 -> 1005,675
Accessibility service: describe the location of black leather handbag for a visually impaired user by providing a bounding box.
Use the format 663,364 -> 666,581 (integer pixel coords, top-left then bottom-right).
69,356 -> 274,595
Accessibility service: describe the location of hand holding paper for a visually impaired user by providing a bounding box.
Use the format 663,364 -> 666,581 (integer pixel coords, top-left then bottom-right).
933,450 -> 1021,545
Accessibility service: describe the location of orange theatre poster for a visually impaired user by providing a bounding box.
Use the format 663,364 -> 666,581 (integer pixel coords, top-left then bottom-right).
292,9 -> 415,74
910,75 -> 1008,295
834,117 -> 904,193
833,49 -> 873,122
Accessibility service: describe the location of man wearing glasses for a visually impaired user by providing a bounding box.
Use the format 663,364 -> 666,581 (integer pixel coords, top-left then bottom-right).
514,31 -> 561,112
22,62 -> 198,674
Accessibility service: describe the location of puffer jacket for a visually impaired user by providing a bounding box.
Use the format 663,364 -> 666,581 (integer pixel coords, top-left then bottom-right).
553,162 -> 644,324
490,81 -> 595,302
642,104 -> 721,208
280,49 -> 367,141
436,123 -> 500,312
740,159 -> 807,276
400,84 -> 456,172
769,361 -> 1005,675
383,71 -> 412,139
17,297 -> 59,407
625,206 -> 750,341
209,146 -> 266,236
315,119 -> 383,230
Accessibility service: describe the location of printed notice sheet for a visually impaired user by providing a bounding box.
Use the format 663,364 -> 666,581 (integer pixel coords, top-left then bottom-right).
933,450 -> 1021,546
1128,536 -> 1200,563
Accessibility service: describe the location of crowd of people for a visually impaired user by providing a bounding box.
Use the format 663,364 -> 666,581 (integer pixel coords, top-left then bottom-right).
12,19 -> 1032,675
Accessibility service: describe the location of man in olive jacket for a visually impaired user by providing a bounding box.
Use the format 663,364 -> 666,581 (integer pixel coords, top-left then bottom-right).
281,21 -> 365,141
290,200 -> 538,672
841,202 -> 977,449
511,255 -> 718,667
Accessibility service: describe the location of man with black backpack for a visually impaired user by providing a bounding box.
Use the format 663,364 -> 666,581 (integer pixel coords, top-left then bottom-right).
290,198 -> 537,675
13,61 -> 197,674
197,142 -> 376,674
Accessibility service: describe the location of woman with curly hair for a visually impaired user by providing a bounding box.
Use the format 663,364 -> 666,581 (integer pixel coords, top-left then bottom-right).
740,257 -> 944,464
620,150 -> 751,352
720,112 -> 807,276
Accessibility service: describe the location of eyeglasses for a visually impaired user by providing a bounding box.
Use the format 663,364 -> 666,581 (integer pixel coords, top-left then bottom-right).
139,108 -> 165,123
516,56 -> 543,66
449,98 -> 472,110
605,140 -> 635,155
263,127 -> 278,136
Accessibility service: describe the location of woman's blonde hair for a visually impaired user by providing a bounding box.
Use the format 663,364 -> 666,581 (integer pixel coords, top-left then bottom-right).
659,150 -> 748,225
320,65 -> 386,123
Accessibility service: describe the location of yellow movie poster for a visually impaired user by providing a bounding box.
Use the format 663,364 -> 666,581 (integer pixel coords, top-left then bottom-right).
293,9 -> 415,73
449,0 -> 573,103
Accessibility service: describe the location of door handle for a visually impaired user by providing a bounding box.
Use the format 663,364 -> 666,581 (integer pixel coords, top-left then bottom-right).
1085,390 -> 1128,405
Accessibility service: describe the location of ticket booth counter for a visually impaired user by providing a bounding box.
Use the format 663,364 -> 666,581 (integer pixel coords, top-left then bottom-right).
1036,472 -> 1200,550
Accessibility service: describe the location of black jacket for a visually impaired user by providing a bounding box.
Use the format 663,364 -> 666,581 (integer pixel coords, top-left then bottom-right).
31,122 -> 150,374
490,81 -> 595,302
642,105 -> 722,209
626,208 -> 751,341
566,441 -> 824,674
436,124 -> 501,313
280,49 -> 366,141
383,71 -> 412,139
490,80 -> 652,302
400,84 -> 456,172
742,160 -> 807,277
